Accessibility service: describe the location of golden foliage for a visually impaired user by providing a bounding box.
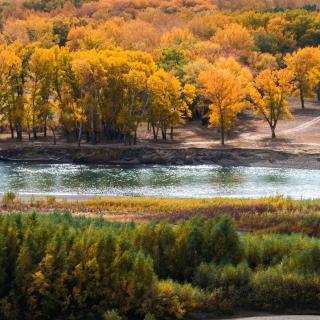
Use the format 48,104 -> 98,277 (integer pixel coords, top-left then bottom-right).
248,68 -> 294,138
199,59 -> 250,144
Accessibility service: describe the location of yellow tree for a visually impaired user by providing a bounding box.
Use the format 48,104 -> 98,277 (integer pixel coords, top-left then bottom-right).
285,47 -> 320,109
98,49 -> 156,143
247,68 -> 294,139
119,70 -> 149,145
0,46 -> 23,140
72,50 -> 106,144
198,59 -> 251,145
212,24 -> 254,62
29,48 -> 55,138
147,69 -> 195,141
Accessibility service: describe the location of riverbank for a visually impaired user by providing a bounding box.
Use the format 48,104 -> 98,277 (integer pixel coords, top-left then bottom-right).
0,144 -> 320,169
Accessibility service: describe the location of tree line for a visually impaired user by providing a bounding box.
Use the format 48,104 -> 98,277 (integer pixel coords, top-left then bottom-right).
2,42 -> 320,145
0,44 -> 195,145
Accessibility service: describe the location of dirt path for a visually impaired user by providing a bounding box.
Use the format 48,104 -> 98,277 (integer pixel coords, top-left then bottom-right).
239,114 -> 320,142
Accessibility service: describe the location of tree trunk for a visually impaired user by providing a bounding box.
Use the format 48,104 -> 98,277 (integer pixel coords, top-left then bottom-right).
16,123 -> 22,141
170,127 -> 174,141
52,129 -> 56,145
9,121 -> 14,139
317,89 -> 320,102
90,98 -> 95,144
77,123 -> 82,147
32,113 -> 37,139
44,121 -> 47,137
27,125 -> 31,141
133,130 -> 137,145
162,127 -> 167,141
300,88 -> 305,109
220,127 -> 225,145
271,126 -> 276,139
152,125 -> 158,141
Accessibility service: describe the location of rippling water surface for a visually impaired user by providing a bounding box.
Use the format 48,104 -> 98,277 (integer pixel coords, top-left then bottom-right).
0,162 -> 319,198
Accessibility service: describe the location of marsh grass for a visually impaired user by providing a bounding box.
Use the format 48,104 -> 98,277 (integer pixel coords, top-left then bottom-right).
1,196 -> 320,235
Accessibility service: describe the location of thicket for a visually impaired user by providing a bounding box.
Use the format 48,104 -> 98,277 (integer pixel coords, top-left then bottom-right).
0,212 -> 318,319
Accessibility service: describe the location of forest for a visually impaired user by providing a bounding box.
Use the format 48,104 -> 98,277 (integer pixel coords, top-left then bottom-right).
0,212 -> 318,319
2,1 -> 320,145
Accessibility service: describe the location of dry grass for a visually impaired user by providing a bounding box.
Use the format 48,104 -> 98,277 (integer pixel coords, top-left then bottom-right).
1,195 -> 320,235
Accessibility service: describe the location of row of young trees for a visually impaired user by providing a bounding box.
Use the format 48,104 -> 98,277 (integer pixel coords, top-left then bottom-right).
0,43 -> 195,145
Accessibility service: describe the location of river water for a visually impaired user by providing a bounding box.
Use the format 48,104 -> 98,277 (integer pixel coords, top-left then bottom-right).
0,162 -> 319,199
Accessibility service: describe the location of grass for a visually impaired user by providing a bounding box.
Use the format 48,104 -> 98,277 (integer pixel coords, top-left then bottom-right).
2,195 -> 320,236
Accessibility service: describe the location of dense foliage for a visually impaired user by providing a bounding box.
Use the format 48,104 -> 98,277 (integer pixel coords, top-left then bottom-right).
0,212 -> 318,319
2,2 -> 320,144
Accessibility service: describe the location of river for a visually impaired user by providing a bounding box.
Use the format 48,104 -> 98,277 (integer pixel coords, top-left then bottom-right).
0,162 -> 319,199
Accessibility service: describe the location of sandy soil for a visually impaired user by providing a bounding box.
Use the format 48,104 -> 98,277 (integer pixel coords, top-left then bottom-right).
168,98 -> 320,154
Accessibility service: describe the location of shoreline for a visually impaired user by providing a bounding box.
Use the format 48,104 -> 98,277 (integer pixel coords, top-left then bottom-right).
0,144 -> 319,169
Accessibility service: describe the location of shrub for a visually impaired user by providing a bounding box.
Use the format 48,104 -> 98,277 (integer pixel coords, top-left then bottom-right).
193,262 -> 251,309
283,245 -> 320,275
155,280 -> 203,319
103,310 -> 122,320
2,192 -> 16,205
46,195 -> 56,205
249,268 -> 320,311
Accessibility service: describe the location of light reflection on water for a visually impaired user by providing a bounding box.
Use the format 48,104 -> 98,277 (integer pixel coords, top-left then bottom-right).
0,162 -> 319,199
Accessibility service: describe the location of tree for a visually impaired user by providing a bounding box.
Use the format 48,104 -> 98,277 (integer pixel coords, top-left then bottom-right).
247,68 -> 294,139
71,50 -> 106,144
29,47 -> 55,138
118,70 -> 149,145
285,47 -> 320,109
0,46 -> 24,140
198,62 -> 250,145
212,24 -> 254,62
147,69 -> 194,141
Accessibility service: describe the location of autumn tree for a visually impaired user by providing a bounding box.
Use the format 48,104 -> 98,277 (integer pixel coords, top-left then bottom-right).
212,24 -> 255,62
198,59 -> 251,145
285,47 -> 320,109
72,50 -> 106,144
147,69 -> 195,141
0,46 -> 24,139
247,68 -> 294,139
28,47 -> 55,138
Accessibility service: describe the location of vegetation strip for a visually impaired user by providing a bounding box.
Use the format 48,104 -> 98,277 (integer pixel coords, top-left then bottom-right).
1,194 -> 320,236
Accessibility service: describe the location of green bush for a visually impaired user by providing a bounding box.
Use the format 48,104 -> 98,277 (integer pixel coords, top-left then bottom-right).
283,245 -> 320,275
103,310 -> 122,320
249,268 -> 320,310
